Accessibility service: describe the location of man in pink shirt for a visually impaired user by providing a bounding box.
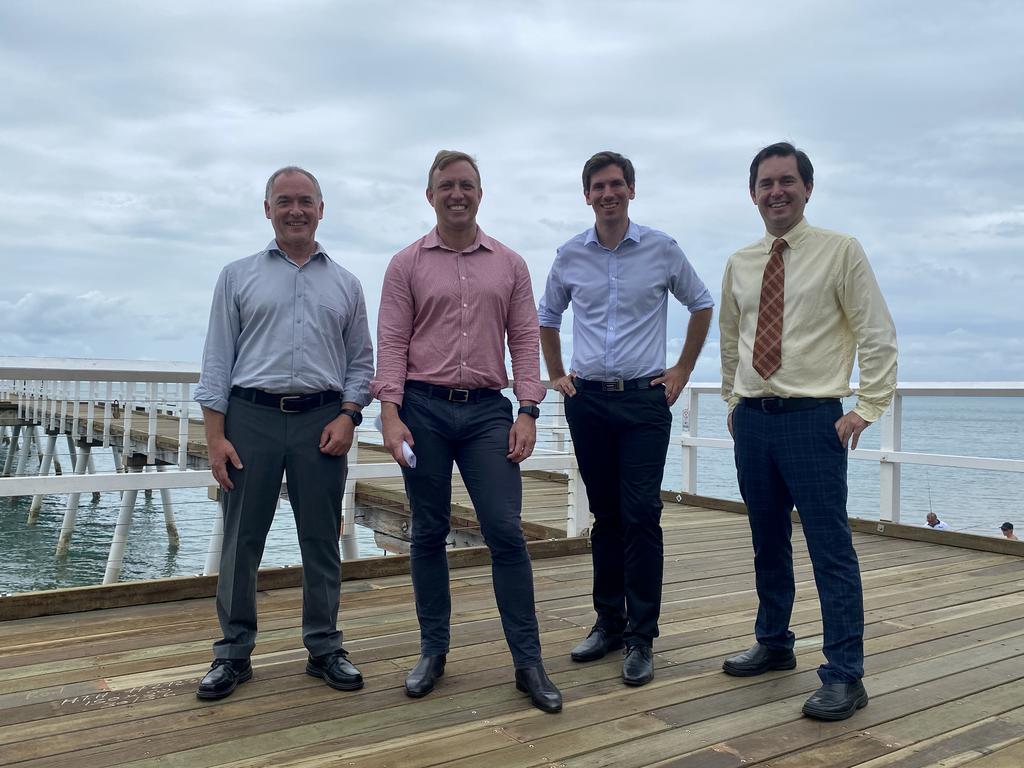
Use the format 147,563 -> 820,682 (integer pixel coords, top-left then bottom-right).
371,150 -> 561,714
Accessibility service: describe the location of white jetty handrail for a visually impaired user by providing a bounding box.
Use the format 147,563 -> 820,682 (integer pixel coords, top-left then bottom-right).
0,358 -> 584,589
679,382 -> 1024,524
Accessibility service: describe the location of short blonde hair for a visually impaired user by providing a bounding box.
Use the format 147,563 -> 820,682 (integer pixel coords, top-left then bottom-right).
427,150 -> 481,189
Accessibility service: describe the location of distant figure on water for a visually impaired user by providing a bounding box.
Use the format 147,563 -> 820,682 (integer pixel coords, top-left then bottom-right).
925,512 -> 950,530
719,142 -> 898,721
1001,522 -> 1019,540
538,151 -> 713,687
371,150 -> 561,713
193,166 -> 374,700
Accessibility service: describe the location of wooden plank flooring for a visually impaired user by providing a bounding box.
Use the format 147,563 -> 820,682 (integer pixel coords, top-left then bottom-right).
3,504 -> 1024,767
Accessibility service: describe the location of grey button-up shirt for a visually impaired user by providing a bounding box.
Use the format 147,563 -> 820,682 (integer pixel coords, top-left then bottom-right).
194,241 -> 375,414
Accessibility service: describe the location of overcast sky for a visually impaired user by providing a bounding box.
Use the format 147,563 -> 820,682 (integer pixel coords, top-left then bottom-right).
2,0 -> 1022,383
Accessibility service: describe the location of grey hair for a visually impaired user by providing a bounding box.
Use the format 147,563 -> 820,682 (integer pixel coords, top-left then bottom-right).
265,166 -> 323,201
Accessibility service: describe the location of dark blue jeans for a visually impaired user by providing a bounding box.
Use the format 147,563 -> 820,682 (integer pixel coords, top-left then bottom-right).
732,399 -> 864,683
564,385 -> 672,647
399,388 -> 542,668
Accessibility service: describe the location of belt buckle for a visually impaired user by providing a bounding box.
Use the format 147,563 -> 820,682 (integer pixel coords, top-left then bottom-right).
448,388 -> 470,403
761,397 -> 783,414
601,379 -> 625,392
279,395 -> 302,413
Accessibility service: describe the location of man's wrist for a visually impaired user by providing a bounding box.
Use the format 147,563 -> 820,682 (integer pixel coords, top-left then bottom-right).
517,405 -> 540,419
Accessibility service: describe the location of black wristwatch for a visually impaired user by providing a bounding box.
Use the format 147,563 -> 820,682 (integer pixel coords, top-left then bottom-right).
517,405 -> 540,419
339,407 -> 363,427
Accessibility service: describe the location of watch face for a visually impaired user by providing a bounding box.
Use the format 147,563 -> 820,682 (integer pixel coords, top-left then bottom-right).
342,408 -> 363,426
519,405 -> 540,418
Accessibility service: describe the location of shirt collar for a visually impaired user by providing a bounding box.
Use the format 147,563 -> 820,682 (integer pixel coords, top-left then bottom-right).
423,226 -> 494,254
266,240 -> 330,263
762,217 -> 810,251
584,220 -> 641,250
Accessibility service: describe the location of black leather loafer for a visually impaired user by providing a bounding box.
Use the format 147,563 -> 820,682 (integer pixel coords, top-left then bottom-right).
196,658 -> 252,700
722,643 -> 797,677
570,626 -> 624,662
515,664 -> 563,713
306,648 -> 364,691
802,680 -> 869,721
622,644 -> 654,686
405,654 -> 446,698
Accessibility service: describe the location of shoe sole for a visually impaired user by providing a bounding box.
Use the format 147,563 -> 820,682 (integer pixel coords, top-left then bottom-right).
722,657 -> 797,677
515,681 -> 563,713
802,692 -> 869,721
405,669 -> 444,698
571,637 -> 624,663
305,663 -> 364,691
622,672 -> 653,687
196,667 -> 253,700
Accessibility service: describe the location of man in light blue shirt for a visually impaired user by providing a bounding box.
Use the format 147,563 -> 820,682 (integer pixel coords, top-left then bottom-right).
539,151 -> 713,686
193,166 -> 374,701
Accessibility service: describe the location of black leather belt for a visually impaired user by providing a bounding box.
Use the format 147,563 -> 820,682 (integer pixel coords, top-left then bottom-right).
741,396 -> 839,414
405,380 -> 502,403
573,376 -> 659,392
231,386 -> 340,413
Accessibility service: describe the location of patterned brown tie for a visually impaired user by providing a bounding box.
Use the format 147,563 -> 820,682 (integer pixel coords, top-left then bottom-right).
752,237 -> 788,379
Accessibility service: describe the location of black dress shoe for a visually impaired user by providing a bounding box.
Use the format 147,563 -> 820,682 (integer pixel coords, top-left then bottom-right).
622,644 -> 654,686
722,643 -> 797,677
570,626 -> 624,662
515,664 -> 562,713
306,648 -> 364,691
802,680 -> 869,721
196,658 -> 252,700
405,654 -> 446,698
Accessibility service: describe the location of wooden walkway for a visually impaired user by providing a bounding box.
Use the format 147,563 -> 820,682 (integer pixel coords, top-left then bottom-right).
4,504 -> 1024,767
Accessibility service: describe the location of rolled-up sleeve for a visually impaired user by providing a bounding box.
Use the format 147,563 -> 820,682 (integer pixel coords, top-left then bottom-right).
537,252 -> 569,329
668,241 -> 715,313
341,282 -> 375,407
194,267 -> 240,414
370,256 -> 414,406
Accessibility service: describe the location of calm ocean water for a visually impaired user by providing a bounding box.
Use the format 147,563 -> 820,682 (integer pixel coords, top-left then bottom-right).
1,394 -> 1021,594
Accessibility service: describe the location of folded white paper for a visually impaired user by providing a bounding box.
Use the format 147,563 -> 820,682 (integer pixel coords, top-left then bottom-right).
373,415 -> 417,468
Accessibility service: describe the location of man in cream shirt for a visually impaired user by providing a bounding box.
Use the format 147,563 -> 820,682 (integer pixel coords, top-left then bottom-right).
719,142 -> 897,721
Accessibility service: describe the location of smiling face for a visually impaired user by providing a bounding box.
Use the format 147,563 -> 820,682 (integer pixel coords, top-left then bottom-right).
585,163 -> 634,229
426,159 -> 482,233
751,154 -> 812,237
264,171 -> 323,255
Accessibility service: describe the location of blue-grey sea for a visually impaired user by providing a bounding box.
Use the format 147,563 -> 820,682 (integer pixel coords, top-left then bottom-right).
1,394 -> 1021,594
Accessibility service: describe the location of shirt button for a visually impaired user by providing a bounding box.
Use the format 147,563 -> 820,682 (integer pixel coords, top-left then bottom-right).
462,332 -> 467,336
461,276 -> 466,280
463,303 -> 467,308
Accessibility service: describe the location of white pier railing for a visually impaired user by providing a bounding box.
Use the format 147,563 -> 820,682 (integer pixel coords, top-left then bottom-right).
679,382 -> 1024,525
0,358 -> 583,589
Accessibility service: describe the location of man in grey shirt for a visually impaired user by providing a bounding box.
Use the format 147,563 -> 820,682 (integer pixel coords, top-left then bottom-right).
193,166 -> 374,700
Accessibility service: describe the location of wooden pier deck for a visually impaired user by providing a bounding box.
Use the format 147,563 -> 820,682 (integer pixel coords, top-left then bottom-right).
4,504 -> 1024,767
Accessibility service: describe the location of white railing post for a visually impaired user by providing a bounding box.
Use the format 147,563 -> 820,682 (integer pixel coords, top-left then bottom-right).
177,383 -> 189,469
566,455 -> 589,537
146,382 -> 157,463
341,439 -> 360,560
878,393 -> 903,523
204,495 -> 226,576
680,387 -> 700,494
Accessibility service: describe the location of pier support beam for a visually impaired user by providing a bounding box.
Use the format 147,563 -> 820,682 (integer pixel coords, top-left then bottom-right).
28,432 -> 60,524
2,424 -> 21,476
154,464 -> 180,549
15,425 -> 36,478
56,441 -> 93,557
103,463 -> 142,584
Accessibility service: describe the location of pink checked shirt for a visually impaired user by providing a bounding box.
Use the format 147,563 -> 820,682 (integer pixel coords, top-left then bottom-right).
371,227 -> 546,407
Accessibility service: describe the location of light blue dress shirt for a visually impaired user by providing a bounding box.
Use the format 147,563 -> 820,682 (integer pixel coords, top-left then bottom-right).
194,241 -> 375,413
538,222 -> 713,381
